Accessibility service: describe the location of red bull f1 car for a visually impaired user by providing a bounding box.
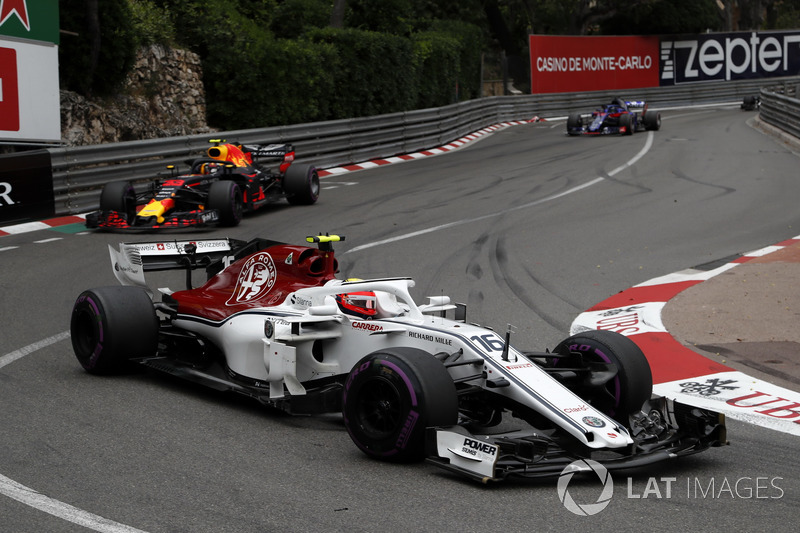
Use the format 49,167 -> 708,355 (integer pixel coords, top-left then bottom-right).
70,234 -> 726,482
567,98 -> 661,136
85,141 -> 319,230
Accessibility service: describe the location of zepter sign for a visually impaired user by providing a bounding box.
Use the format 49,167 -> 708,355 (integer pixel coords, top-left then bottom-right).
660,30 -> 800,84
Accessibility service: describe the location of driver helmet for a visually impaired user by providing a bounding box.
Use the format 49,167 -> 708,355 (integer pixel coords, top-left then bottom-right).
336,291 -> 377,319
199,162 -> 221,175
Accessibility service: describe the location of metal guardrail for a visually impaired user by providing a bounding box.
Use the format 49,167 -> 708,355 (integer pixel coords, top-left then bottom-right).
49,77 -> 800,216
759,82 -> 800,140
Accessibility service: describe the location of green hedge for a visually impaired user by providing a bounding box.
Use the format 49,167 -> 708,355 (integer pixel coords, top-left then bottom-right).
205,37 -> 337,130
60,1 -> 485,129
59,0 -> 138,96
307,28 -> 417,119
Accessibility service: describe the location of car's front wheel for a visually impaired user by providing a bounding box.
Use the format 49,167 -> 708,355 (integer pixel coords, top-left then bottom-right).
342,348 -> 458,462
207,180 -> 243,226
551,329 -> 652,421
70,286 -> 158,374
566,112 -> 583,135
99,181 -> 136,223
619,113 -> 634,135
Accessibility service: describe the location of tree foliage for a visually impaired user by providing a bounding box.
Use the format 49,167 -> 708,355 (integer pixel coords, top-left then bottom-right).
59,0 -> 138,97
58,0 -> 800,130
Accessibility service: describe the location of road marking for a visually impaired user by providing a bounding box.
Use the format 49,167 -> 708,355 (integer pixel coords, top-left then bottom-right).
0,130 -> 654,532
346,132 -> 654,254
0,474 -> 148,533
0,331 -> 150,532
0,331 -> 70,370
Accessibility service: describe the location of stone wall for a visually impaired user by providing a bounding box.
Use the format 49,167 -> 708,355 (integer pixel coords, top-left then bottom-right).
60,45 -> 214,146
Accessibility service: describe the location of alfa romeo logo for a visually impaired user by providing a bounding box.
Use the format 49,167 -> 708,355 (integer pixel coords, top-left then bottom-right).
582,416 -> 606,428
557,459 -> 614,516
227,252 -> 276,305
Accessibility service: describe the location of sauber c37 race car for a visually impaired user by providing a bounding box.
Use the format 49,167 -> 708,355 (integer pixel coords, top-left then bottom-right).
85,140 -> 320,230
70,235 -> 726,482
567,98 -> 662,136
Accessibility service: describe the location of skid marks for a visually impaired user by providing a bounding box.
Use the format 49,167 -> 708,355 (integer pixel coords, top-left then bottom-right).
489,233 -> 581,334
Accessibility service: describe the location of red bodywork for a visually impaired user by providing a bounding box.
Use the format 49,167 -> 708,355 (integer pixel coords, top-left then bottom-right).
172,244 -> 339,322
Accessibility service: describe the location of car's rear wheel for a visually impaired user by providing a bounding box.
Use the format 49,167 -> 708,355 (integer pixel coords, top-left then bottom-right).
566,113 -> 582,135
643,110 -> 662,131
342,348 -> 458,462
207,180 -> 243,226
551,330 -> 652,420
70,286 -> 158,374
99,181 -> 136,223
283,164 -> 320,205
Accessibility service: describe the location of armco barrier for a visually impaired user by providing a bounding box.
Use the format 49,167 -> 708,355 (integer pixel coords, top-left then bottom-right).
45,77 -> 800,217
760,84 -> 800,140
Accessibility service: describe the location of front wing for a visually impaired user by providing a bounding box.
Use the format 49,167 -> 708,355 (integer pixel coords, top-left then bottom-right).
426,397 -> 726,483
85,209 -> 220,229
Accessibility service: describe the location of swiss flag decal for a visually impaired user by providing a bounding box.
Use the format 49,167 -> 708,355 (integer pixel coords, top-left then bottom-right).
0,47 -> 20,132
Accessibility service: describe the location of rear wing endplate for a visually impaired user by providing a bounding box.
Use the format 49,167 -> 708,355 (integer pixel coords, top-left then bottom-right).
244,143 -> 294,161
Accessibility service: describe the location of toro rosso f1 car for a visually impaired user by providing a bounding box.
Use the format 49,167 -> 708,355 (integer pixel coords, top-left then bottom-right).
70,235 -> 726,482
85,140 -> 320,230
567,98 -> 661,136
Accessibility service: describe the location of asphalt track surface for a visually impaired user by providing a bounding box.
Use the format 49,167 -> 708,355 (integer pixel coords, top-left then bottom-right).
2,105 -> 799,532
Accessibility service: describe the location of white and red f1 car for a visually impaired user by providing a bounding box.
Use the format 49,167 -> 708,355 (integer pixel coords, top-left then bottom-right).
70,235 -> 726,482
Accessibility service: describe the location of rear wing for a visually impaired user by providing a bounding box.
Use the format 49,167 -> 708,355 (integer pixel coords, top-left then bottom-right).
108,237 -> 281,291
625,100 -> 646,112
244,143 -> 295,162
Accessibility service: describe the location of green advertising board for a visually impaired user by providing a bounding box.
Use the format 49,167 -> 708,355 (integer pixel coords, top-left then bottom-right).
0,0 -> 59,44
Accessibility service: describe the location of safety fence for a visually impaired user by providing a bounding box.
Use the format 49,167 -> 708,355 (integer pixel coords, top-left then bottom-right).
760,82 -> 800,141
32,76 -> 800,217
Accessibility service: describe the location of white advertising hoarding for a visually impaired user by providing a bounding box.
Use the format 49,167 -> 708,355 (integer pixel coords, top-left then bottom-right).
0,38 -> 60,143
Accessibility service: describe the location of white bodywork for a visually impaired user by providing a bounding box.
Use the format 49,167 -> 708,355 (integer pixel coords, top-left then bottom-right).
110,240 -> 633,451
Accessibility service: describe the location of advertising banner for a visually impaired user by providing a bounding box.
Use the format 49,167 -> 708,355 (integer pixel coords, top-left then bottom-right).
660,30 -> 800,85
0,0 -> 60,143
0,0 -> 59,44
529,35 -> 660,94
530,30 -> 800,93
0,39 -> 59,142
0,150 -> 54,224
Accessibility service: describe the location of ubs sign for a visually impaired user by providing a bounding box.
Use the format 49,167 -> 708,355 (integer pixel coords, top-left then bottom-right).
660,31 -> 800,85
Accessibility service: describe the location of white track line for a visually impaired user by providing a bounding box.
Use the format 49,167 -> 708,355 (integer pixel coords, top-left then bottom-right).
0,331 -> 150,533
1,131 -> 654,532
347,132 -> 653,254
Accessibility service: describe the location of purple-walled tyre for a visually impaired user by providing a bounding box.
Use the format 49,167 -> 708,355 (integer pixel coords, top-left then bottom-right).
342,348 -> 457,462
552,330 -> 652,420
70,286 -> 158,374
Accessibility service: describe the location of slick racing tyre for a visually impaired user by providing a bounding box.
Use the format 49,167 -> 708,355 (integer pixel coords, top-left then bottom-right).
283,164 -> 320,205
552,330 -> 652,420
342,348 -> 458,462
207,180 -> 243,226
99,181 -> 136,223
619,113 -> 634,135
566,113 -> 582,135
643,110 -> 662,131
70,286 -> 158,374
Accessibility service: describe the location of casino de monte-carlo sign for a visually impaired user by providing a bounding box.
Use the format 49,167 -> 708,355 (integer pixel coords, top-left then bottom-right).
529,31 -> 800,94
0,0 -> 60,144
